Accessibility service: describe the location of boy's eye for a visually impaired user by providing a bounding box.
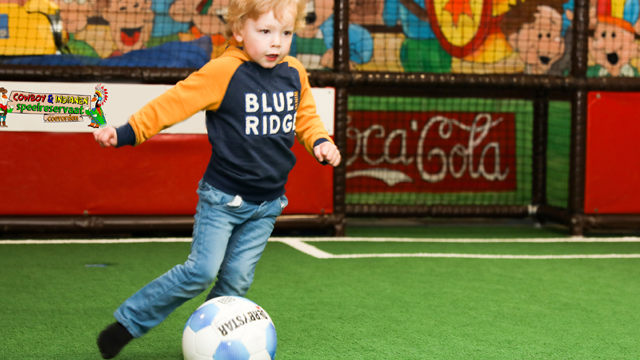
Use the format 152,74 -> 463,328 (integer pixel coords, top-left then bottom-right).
261,30 -> 270,34
284,31 -> 292,36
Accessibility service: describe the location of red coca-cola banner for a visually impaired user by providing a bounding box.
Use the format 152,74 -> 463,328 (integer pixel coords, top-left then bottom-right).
346,111 -> 517,193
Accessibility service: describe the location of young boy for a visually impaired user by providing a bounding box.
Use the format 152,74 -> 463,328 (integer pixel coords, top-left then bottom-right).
93,0 -> 340,358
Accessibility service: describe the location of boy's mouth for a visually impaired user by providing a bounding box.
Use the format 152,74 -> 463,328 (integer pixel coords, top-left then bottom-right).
266,54 -> 279,61
120,27 -> 143,46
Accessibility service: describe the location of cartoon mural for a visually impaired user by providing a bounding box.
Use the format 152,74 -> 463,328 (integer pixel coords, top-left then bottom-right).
587,0 -> 640,76
102,0 -> 153,56
0,0 -> 68,55
290,0 -> 373,70
148,0 -> 190,46
52,0 -> 97,56
500,0 -> 567,74
3,0 -> 640,77
168,0 -> 239,58
381,0 -> 451,72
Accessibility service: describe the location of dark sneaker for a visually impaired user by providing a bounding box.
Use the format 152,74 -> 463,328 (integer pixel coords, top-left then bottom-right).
97,322 -> 133,359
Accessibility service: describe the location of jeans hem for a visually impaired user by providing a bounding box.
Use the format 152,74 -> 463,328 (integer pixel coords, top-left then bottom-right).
113,311 -> 143,339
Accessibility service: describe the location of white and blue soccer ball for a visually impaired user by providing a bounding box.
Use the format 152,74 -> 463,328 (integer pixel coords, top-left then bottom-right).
182,296 -> 277,360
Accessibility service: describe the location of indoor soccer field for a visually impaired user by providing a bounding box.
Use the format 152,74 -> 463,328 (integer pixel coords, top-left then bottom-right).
3,222 -> 640,360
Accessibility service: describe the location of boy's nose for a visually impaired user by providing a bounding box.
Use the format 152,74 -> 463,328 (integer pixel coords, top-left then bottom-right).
271,36 -> 281,47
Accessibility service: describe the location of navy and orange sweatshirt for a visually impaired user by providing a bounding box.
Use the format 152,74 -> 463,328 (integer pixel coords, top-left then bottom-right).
116,46 -> 333,202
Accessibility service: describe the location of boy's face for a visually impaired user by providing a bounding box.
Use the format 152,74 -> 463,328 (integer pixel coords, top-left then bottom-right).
233,4 -> 296,68
507,5 -> 564,72
590,22 -> 638,76
103,0 -> 154,54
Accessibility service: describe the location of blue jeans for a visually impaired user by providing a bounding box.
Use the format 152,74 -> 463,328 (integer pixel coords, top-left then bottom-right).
114,180 -> 287,338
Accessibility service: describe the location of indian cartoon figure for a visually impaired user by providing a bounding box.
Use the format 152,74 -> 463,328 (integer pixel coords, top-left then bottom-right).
168,0 -> 237,58
588,0 -> 640,76
87,84 -> 108,128
0,87 -> 11,128
500,0 -> 567,74
102,0 -> 153,56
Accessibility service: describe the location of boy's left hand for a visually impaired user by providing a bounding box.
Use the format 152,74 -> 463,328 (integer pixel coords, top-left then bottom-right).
313,142 -> 341,167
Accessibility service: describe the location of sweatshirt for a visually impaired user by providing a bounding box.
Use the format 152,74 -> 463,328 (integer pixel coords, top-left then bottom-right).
116,46 -> 333,202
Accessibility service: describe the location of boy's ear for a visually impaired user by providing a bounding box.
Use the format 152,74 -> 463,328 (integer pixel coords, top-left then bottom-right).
506,32 -> 519,52
233,32 -> 243,43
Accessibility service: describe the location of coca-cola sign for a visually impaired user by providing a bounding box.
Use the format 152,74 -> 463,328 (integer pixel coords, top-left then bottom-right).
346,110 -> 517,193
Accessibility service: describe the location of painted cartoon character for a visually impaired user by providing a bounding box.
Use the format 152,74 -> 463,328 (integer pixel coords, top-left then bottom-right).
51,0 -> 101,57
87,84 -> 108,128
350,0 -> 385,25
147,0 -> 190,46
500,0 -> 567,75
0,87 -> 10,127
290,0 -> 372,70
102,0 -> 154,56
0,0 -> 68,55
53,0 -> 92,34
168,0 -> 238,58
588,0 -> 640,77
383,0 -> 452,73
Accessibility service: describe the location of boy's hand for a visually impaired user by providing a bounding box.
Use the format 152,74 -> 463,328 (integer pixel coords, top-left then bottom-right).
313,141 -> 341,167
93,126 -> 118,148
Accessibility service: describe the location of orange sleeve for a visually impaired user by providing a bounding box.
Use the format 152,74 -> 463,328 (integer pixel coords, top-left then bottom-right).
285,56 -> 334,155
128,56 -> 242,146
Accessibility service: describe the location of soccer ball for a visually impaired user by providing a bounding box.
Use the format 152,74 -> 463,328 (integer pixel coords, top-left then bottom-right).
182,296 -> 277,360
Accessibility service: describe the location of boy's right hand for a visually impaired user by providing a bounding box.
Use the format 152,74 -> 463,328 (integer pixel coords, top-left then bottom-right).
93,126 -> 118,148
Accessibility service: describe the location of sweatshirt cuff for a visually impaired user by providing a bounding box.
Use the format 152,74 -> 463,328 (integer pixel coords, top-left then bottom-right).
115,123 -> 136,148
313,138 -> 329,148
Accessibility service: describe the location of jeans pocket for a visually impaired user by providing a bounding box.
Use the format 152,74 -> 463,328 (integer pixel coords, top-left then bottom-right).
278,195 -> 288,214
197,181 -> 235,207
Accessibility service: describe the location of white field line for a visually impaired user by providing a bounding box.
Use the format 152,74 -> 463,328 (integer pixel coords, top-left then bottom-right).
275,236 -> 640,243
273,239 -> 640,260
2,237 -> 640,260
275,239 -> 334,259
0,238 -> 194,244
330,253 -> 640,259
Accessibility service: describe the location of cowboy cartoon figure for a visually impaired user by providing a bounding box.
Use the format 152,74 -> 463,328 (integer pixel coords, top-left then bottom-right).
500,0 -> 567,75
0,87 -> 12,127
588,0 -> 640,76
87,84 -> 108,128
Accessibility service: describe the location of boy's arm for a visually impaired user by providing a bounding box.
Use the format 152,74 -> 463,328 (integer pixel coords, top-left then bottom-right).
288,58 -> 335,154
121,58 -> 238,146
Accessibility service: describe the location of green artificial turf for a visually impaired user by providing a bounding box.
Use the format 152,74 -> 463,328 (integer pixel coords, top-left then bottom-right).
344,221 -> 569,239
2,236 -> 640,359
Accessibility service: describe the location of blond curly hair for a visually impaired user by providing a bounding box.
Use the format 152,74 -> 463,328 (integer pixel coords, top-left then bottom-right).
224,0 -> 308,38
